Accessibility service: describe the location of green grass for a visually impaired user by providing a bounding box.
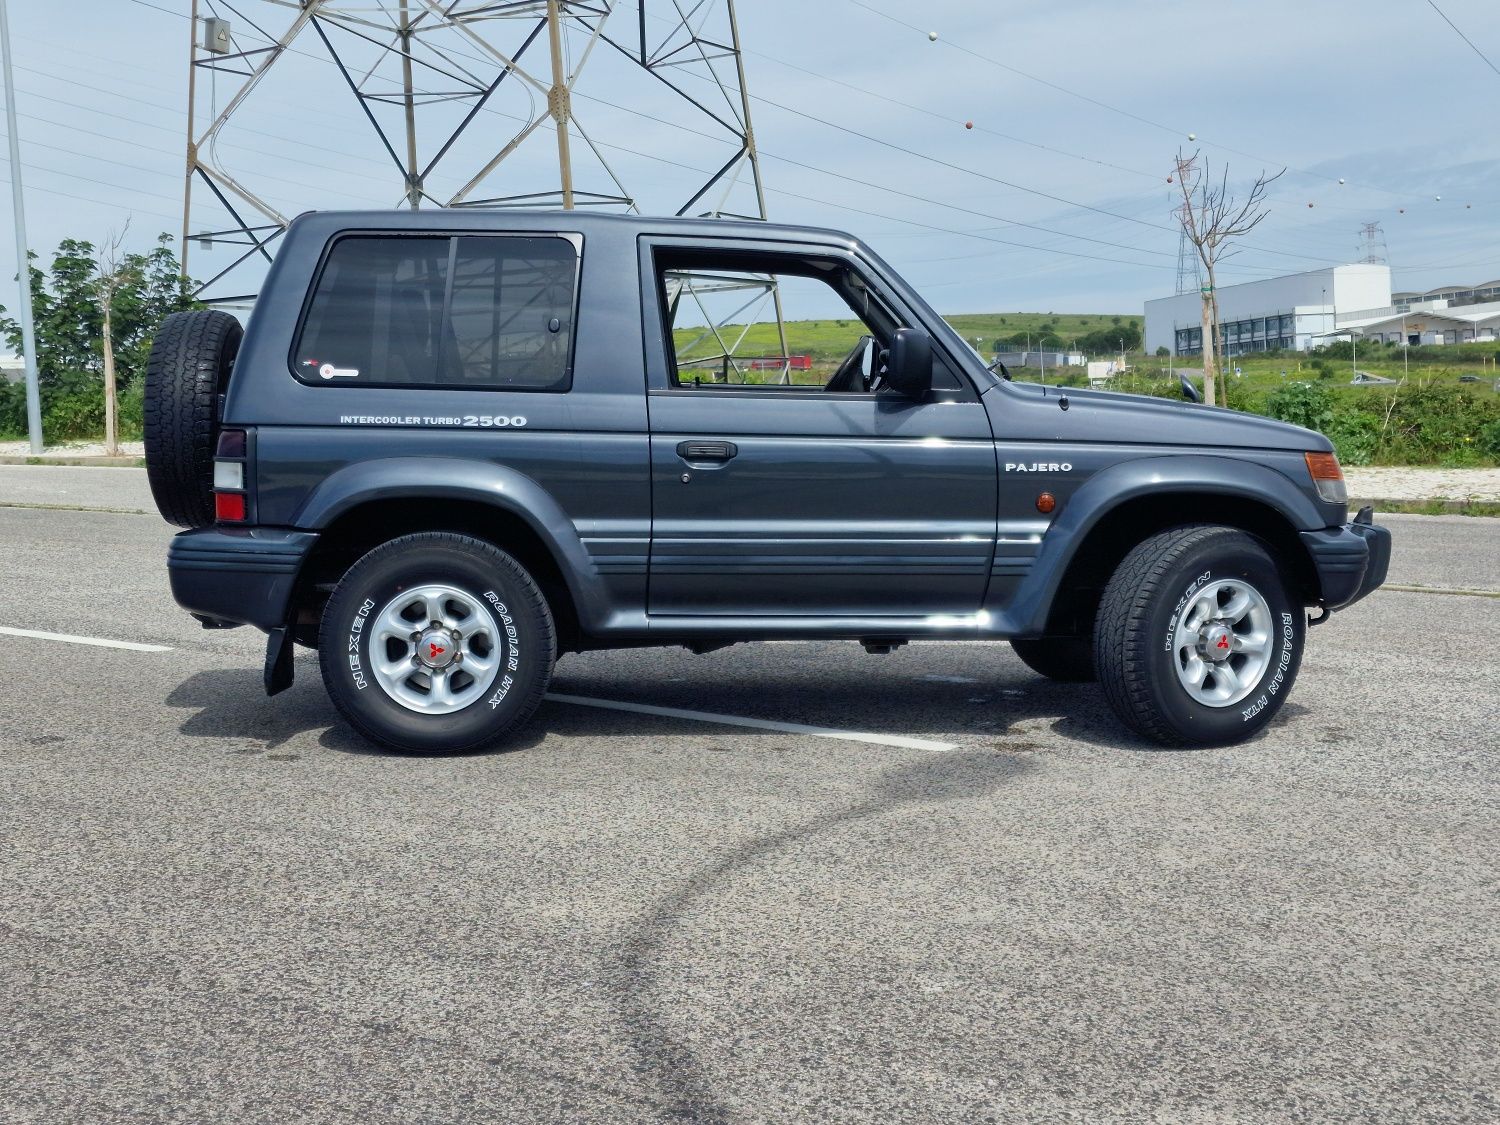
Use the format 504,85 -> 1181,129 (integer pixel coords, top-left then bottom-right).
673,310 -> 1133,366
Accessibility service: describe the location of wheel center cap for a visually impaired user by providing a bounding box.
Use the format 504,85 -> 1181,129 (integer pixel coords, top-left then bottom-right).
1200,623 -> 1234,662
418,630 -> 456,668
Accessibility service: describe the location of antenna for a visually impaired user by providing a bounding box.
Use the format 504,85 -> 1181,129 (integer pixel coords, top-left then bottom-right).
180,0 -> 778,311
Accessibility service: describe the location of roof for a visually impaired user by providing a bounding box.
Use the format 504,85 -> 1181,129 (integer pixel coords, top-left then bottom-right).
286,207 -> 864,249
1339,300 -> 1500,334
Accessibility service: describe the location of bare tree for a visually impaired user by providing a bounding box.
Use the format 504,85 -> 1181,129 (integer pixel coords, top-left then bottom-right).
1173,152 -> 1282,406
94,221 -> 135,457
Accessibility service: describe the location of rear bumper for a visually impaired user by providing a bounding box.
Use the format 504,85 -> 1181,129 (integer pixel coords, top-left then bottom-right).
1299,509 -> 1391,612
168,527 -> 318,632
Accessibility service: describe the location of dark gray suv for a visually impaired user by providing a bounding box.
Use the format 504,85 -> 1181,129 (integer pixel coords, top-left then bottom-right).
143,210 -> 1390,753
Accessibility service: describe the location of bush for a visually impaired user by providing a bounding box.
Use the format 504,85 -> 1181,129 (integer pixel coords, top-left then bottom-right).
1480,417 -> 1500,458
0,379 -> 29,437
118,382 -> 145,440
43,387 -> 106,439
1328,413 -> 1379,465
1265,380 -> 1334,434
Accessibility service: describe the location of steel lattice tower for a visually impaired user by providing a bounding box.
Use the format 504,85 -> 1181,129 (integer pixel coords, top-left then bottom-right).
181,0 -> 777,307
1358,221 -> 1388,265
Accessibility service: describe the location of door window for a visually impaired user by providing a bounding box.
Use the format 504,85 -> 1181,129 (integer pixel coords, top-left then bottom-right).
654,253 -> 964,396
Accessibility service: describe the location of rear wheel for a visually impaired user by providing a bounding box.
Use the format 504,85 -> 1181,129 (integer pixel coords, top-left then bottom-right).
318,533 -> 555,754
1010,637 -> 1095,682
1094,525 -> 1304,747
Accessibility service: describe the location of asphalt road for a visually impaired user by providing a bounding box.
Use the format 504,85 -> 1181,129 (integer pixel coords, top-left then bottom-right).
1,468 -> 1496,1123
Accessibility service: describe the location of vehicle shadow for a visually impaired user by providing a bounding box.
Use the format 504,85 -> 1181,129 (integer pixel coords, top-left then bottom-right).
166,647 -> 1303,760
610,748 -> 1041,1122
164,657 -> 549,757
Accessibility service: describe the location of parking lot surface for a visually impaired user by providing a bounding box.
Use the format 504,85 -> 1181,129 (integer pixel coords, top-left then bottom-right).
1,468 -> 1496,1122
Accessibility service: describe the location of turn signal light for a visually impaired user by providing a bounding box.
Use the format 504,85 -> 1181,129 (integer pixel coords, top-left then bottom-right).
1304,451 -> 1347,504
215,491 -> 247,522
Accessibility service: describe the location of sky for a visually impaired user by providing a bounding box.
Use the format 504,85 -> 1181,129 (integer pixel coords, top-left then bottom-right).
1,0 -> 1498,319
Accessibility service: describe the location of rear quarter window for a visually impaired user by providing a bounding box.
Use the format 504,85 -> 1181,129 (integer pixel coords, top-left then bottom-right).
292,234 -> 578,391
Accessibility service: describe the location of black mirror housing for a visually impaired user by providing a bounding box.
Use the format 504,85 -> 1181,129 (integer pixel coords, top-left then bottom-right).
884,328 -> 932,398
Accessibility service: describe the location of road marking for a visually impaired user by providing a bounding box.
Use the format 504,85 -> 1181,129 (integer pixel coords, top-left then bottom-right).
1380,584 -> 1499,600
544,692 -> 956,752
0,626 -> 173,653
0,501 -> 151,514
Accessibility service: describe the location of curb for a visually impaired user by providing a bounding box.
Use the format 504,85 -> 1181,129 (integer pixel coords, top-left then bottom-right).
0,455 -> 145,467
1351,496 -> 1497,514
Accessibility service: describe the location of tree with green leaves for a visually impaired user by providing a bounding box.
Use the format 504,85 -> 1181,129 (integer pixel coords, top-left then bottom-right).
0,233 -> 198,441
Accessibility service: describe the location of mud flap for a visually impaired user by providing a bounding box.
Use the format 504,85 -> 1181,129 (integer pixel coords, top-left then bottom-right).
264,626 -> 294,696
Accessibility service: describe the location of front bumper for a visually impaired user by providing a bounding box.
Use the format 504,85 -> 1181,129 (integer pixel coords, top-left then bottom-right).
1299,507 -> 1392,612
168,526 -> 319,632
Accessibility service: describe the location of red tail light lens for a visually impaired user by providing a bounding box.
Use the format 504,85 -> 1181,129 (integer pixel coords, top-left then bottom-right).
215,491 -> 247,522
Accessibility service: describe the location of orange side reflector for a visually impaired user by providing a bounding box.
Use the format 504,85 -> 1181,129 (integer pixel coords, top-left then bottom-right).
1304,451 -> 1343,480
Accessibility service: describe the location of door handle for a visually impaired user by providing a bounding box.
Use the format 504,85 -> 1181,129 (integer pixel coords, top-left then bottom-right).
676,439 -> 738,462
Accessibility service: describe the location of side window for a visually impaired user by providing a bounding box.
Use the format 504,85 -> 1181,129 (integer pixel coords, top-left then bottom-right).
447,236 -> 575,389
295,237 -> 447,385
660,263 -> 890,392
293,234 -> 578,390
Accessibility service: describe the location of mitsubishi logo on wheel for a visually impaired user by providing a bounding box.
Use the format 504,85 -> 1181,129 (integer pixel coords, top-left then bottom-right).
1216,634 -> 1231,650
428,642 -> 446,661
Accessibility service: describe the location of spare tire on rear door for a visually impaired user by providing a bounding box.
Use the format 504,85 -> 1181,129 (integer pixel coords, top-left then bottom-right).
143,309 -> 243,528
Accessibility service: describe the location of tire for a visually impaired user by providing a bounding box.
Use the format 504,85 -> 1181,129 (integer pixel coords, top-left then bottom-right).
1010,637 -> 1095,683
1094,525 -> 1304,747
318,533 -> 556,754
143,309 -> 243,528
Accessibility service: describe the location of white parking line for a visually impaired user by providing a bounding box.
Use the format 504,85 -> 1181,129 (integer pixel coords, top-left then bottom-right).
545,692 -> 956,752
0,626 -> 173,653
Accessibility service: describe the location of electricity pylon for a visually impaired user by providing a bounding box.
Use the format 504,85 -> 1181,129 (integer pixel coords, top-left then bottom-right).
181,0 -> 778,314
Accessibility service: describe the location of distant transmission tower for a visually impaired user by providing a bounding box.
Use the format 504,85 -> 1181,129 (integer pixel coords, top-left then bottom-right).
180,0 -> 776,308
1174,217 -> 1202,295
1358,221 -> 1388,265
1172,153 -> 1202,295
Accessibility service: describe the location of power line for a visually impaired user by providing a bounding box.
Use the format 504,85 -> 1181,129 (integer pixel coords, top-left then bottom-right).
841,0 -> 1427,203
1424,0 -> 1500,78
63,1 -> 1461,279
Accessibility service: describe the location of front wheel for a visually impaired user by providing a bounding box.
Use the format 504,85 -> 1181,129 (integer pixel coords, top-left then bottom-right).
318,533 -> 556,754
1094,525 -> 1304,747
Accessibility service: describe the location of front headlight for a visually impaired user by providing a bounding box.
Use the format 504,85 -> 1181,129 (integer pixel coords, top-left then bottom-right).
1304,451 -> 1347,504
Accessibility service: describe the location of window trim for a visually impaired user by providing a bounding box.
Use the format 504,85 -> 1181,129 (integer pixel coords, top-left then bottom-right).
287,230 -> 583,393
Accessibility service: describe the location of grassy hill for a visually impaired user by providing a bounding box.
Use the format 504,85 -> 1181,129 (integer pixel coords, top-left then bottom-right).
942,312 -> 1137,349
673,310 -> 1134,369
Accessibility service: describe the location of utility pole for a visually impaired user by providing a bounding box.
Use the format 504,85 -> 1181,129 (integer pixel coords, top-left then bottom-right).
0,0 -> 41,453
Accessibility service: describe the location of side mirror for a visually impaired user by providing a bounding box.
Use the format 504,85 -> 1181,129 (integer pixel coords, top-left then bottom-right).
883,327 -> 932,398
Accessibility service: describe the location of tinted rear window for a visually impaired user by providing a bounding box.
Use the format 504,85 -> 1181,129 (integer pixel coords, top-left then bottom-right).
293,234 -> 577,390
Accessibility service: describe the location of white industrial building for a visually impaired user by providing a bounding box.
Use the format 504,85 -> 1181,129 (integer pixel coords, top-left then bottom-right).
1145,263 -> 1500,355
1338,303 -> 1500,346
1145,264 -> 1393,356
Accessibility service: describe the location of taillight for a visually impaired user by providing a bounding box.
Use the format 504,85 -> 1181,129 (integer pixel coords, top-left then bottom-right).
1304,450 -> 1347,505
214,491 -> 247,522
214,427 -> 250,523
